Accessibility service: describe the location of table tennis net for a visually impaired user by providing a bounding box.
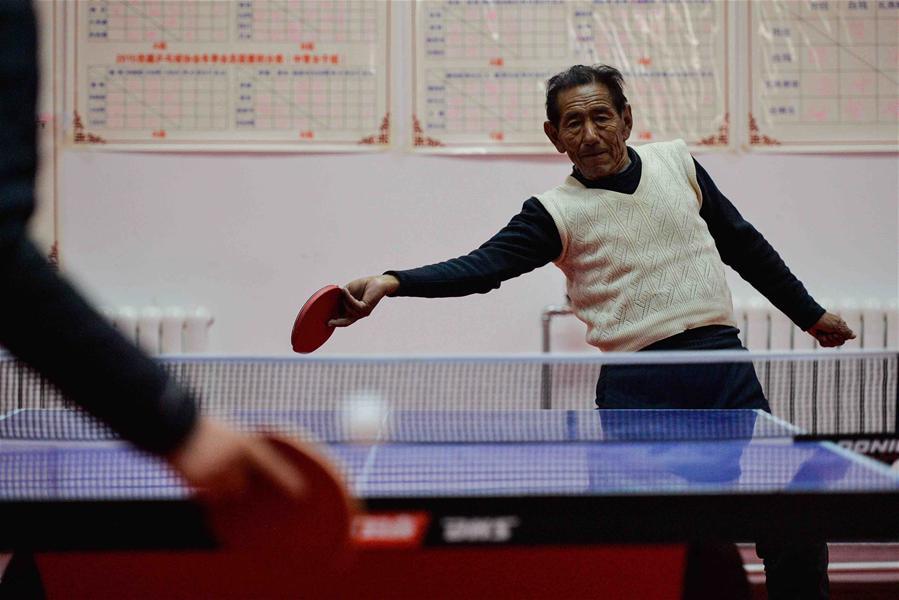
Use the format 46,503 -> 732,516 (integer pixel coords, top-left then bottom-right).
1,351 -> 896,441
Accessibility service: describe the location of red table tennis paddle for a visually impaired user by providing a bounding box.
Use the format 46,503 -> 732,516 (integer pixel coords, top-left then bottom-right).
204,434 -> 356,563
292,285 -> 342,353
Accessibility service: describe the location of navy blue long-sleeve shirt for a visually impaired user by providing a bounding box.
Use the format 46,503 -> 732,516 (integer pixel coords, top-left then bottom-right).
0,0 -> 196,454
389,147 -> 825,332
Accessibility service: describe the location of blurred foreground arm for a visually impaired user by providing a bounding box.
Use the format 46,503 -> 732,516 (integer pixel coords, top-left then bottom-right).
0,1 -> 303,501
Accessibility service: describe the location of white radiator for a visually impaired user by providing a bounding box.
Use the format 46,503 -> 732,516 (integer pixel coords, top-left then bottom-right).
104,306 -> 214,355
733,298 -> 898,351
541,298 -> 898,353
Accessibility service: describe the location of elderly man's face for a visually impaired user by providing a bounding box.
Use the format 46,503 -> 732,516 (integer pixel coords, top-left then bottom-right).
544,82 -> 633,180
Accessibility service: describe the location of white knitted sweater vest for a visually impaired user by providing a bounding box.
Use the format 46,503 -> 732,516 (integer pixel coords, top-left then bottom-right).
536,139 -> 735,352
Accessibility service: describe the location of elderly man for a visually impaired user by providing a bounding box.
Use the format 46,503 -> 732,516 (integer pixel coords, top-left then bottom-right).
333,64 -> 852,598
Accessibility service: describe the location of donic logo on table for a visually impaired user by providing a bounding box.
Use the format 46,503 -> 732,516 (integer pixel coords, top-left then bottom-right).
441,516 -> 520,543
836,437 -> 899,469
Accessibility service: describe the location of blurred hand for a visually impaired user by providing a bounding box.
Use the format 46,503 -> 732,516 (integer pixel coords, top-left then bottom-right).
166,417 -> 305,502
328,274 -> 399,327
806,312 -> 856,348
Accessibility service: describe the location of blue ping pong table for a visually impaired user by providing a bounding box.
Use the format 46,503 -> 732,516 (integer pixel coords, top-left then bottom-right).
0,408 -> 898,551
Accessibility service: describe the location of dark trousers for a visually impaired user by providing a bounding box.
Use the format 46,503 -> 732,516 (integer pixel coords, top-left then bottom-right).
756,539 -> 830,599
595,325 -> 769,411
595,325 -> 829,599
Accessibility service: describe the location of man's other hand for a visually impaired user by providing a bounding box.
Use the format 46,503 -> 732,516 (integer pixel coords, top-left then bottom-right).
806,312 -> 856,348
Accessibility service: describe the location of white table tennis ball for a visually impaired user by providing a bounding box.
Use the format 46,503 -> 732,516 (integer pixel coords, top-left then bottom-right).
343,391 -> 388,443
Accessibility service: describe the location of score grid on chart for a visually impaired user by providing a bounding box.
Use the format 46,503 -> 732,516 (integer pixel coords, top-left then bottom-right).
60,1 -> 897,153
411,0 -> 730,153
69,0 -> 391,151
749,0 -> 899,151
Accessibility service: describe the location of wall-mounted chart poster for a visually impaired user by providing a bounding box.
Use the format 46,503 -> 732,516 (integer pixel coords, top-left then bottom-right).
66,1 -> 391,151
748,0 -> 898,151
34,0 -> 62,266
411,0 -> 731,153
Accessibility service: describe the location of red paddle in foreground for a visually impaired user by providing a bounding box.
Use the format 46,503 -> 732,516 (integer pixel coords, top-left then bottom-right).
291,285 -> 342,353
204,434 -> 356,563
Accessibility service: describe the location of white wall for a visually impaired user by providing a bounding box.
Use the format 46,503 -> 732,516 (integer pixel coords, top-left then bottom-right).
58,148 -> 898,355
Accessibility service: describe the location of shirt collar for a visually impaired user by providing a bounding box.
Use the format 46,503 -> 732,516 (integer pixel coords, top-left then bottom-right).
571,146 -> 641,194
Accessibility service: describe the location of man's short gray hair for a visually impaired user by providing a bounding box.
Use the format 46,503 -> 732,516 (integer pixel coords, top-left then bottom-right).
545,65 -> 628,126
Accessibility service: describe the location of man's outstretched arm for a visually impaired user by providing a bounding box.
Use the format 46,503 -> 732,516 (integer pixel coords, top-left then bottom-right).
331,198 -> 561,326
693,158 -> 854,347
